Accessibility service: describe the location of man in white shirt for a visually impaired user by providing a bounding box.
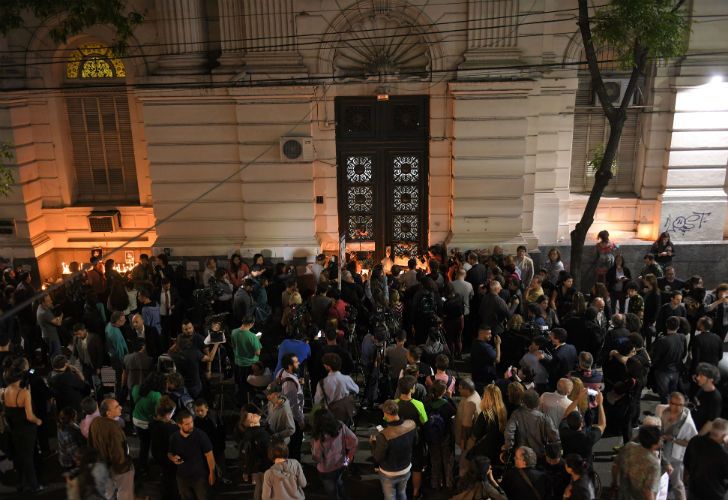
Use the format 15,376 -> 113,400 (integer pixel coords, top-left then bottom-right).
308,253 -> 326,283
451,268 -> 475,317
539,378 -> 573,428
399,258 -> 419,290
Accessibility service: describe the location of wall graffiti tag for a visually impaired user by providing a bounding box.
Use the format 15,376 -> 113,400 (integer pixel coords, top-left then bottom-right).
663,211 -> 711,235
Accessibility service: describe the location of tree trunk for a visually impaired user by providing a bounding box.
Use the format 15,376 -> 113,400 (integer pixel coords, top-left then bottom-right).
570,118 -> 626,289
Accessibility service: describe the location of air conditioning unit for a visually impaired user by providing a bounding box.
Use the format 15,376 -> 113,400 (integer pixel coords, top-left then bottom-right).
280,136 -> 314,162
593,78 -> 636,107
88,210 -> 121,233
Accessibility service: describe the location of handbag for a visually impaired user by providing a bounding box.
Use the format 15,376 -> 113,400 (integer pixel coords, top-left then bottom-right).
305,381 -> 328,428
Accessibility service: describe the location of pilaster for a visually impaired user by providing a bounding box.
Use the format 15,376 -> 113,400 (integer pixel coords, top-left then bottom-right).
155,0 -> 208,75
237,0 -> 308,80
448,81 -> 532,250
215,0 -> 245,73
458,0 -> 524,80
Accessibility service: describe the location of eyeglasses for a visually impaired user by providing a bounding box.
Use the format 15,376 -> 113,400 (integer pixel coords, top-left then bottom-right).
668,401 -> 684,406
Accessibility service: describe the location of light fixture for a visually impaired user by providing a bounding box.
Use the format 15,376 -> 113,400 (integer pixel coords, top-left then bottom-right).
376,85 -> 390,101
710,75 -> 723,85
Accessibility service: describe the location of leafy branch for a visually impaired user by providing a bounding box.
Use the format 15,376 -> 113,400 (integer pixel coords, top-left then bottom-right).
0,0 -> 143,54
588,144 -> 617,176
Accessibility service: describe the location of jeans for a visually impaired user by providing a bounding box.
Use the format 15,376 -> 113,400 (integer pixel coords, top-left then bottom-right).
378,470 -> 410,500
430,440 -> 454,488
111,357 -> 125,402
320,467 -> 347,500
135,425 -> 151,471
654,367 -> 679,404
45,338 -> 61,359
177,475 -> 208,500
106,468 -> 135,500
289,420 -> 304,461
234,364 -> 252,406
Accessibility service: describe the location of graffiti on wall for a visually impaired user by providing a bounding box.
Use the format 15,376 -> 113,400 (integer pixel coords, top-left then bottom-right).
662,211 -> 711,235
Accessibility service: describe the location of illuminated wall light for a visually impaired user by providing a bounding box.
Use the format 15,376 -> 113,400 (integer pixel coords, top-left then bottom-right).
710,75 -> 724,85
637,223 -> 654,240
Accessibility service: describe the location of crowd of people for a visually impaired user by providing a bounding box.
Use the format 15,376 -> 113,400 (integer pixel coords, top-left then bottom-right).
0,229 -> 727,500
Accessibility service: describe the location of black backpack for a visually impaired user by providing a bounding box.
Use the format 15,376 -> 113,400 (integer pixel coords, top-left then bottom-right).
419,292 -> 436,318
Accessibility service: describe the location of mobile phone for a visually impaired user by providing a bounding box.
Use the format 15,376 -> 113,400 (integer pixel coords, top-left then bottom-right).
255,332 -> 262,338
375,425 -> 384,433
587,388 -> 598,398
316,330 -> 323,339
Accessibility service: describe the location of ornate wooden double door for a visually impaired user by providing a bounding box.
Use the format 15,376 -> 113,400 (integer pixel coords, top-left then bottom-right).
336,96 -> 429,260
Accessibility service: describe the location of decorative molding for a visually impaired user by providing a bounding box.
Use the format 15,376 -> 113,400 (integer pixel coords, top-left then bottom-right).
318,0 -> 444,79
215,0 -> 245,71
468,0 -> 519,50
332,15 -> 430,80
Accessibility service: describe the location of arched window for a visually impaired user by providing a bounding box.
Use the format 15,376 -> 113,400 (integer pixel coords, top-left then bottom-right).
65,43 -> 138,203
66,43 -> 126,79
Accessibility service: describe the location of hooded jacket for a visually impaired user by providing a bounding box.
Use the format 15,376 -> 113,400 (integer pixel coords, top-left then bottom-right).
262,459 -> 307,500
267,397 -> 295,444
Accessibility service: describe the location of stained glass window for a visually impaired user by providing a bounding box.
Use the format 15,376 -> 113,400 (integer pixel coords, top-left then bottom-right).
66,43 -> 126,79
393,156 -> 419,182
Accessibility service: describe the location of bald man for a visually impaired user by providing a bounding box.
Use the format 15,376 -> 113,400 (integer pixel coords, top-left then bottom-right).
539,378 -> 574,428
131,312 -> 164,360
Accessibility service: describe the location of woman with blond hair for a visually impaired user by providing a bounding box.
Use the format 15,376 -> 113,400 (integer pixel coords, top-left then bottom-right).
568,378 -> 591,424
468,384 -> 508,466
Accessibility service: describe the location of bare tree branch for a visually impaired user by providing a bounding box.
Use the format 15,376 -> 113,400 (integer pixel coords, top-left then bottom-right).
578,0 -> 616,121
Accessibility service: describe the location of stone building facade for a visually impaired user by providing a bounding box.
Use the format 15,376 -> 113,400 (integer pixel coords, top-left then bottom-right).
0,0 -> 727,280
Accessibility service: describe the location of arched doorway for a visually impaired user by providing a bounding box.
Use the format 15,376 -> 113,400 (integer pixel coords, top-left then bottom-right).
336,96 -> 429,260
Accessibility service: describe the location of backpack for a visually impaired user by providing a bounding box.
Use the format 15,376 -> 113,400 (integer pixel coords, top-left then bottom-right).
157,354 -> 177,374
423,411 -> 448,445
419,292 -> 436,318
172,388 -> 194,414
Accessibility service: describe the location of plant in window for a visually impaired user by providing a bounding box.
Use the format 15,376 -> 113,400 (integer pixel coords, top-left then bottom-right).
587,144 -> 617,177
